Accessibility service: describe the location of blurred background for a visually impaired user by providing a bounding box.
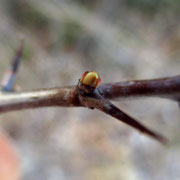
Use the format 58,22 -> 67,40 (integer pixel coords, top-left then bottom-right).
0,0 -> 180,179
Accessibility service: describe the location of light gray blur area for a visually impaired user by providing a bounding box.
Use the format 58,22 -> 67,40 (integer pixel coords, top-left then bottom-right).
0,0 -> 180,179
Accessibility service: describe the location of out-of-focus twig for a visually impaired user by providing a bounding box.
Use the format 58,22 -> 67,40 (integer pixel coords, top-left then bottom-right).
1,40 -> 24,92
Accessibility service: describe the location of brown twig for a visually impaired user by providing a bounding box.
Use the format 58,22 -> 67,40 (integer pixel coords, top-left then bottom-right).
0,87 -> 80,113
98,75 -> 180,102
0,74 -> 180,113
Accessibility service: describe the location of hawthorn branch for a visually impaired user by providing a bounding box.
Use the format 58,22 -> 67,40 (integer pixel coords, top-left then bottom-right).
0,73 -> 179,144
1,42 -> 179,144
0,74 -> 180,113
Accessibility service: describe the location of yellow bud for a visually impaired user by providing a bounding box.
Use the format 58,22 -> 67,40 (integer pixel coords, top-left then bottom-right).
80,71 -> 101,88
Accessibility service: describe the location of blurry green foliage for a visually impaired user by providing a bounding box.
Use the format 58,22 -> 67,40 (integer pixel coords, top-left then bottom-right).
59,19 -> 98,60
125,0 -> 180,16
8,0 -> 49,30
74,0 -> 97,9
21,44 -> 33,62
60,19 -> 84,48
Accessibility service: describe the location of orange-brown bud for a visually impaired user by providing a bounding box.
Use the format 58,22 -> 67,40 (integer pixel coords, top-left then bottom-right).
80,71 -> 101,88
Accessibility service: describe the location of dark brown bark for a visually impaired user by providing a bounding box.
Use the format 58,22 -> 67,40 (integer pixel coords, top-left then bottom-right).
98,75 -> 180,101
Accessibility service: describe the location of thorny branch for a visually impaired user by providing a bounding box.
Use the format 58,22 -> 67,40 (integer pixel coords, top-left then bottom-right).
1,41 -> 180,144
